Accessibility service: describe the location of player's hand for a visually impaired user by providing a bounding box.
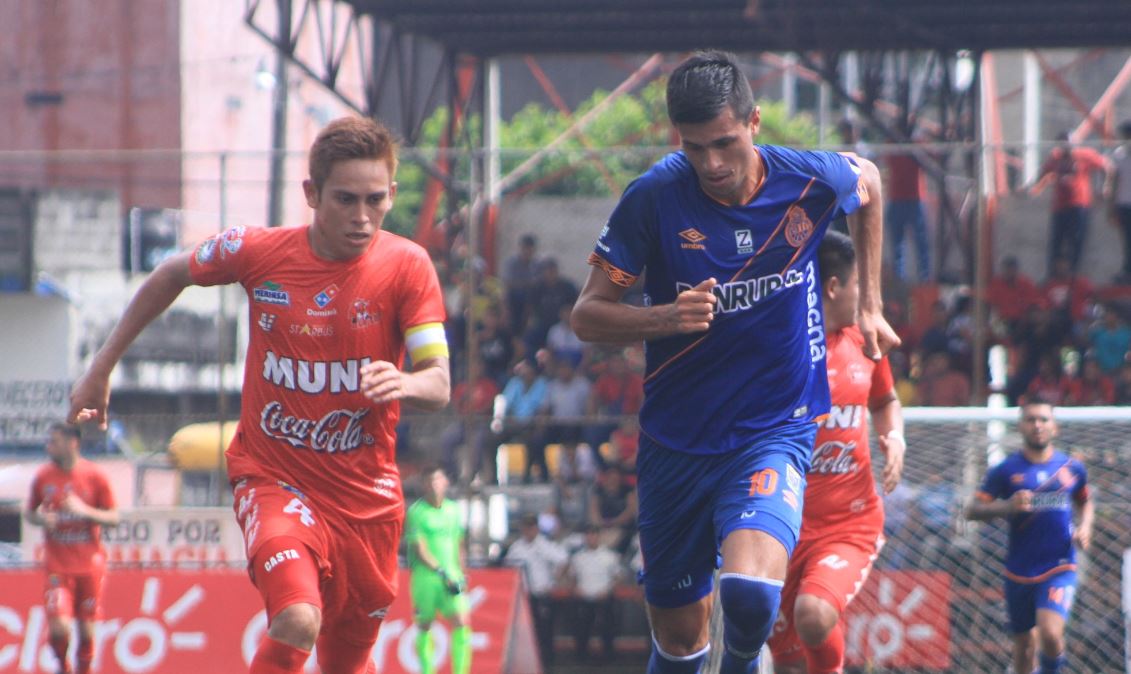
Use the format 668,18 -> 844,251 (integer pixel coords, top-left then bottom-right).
879,432 -> 905,494
670,278 -> 717,334
856,308 -> 901,361
436,568 -> 464,595
69,371 -> 111,431
1072,526 -> 1092,551
60,493 -> 92,519
360,360 -> 409,404
37,505 -> 58,530
1010,490 -> 1033,513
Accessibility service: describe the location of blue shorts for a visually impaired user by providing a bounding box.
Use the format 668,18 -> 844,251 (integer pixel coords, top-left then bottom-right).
1004,570 -> 1077,634
635,423 -> 813,608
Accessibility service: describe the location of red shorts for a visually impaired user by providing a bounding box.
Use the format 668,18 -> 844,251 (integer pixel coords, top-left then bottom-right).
44,572 -> 105,621
767,523 -> 884,665
232,476 -> 402,647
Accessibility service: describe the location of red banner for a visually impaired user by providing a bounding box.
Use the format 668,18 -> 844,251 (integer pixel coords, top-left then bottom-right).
0,567 -> 536,674
845,570 -> 952,669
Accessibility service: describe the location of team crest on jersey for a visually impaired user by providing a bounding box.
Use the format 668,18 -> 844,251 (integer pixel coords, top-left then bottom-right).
679,228 -> 707,250
253,281 -> 290,306
195,238 -> 218,264
735,229 -> 753,255
349,298 -> 380,329
1011,473 -> 1025,484
314,284 -> 340,308
258,312 -> 277,332
784,205 -> 814,247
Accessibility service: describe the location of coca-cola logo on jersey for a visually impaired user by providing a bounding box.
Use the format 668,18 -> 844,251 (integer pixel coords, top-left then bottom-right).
811,440 -> 860,474
259,401 -> 373,453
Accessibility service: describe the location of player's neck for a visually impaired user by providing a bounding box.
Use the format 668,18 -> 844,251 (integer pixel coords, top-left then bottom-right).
51,455 -> 77,471
426,494 -> 444,508
1022,445 -> 1054,463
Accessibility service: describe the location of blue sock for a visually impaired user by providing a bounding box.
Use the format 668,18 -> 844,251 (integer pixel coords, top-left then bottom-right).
717,573 -> 783,674
646,637 -> 709,674
1038,651 -> 1065,674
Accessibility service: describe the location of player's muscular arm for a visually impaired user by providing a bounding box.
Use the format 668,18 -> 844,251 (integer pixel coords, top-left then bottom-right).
70,252 -> 196,429
1073,496 -> 1095,550
360,357 -> 450,411
60,493 -> 120,526
965,490 -> 1032,521
571,267 -> 716,343
24,505 -> 57,530
870,394 -> 905,494
842,156 -> 901,360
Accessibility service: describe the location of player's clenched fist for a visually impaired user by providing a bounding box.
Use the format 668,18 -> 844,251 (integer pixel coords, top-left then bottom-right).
1010,489 -> 1033,513
670,277 -> 718,333
360,360 -> 409,404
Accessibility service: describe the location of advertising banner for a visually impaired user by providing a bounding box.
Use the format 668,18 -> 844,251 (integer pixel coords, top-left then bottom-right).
0,567 -> 534,673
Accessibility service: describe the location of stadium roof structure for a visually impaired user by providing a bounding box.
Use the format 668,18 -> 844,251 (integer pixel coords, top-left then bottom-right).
342,0 -> 1131,55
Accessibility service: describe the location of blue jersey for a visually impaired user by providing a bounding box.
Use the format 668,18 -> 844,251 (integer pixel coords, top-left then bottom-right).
589,146 -> 864,455
977,450 -> 1089,582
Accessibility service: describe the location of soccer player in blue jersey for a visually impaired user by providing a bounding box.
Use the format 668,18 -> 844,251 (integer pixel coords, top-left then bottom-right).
965,398 -> 1094,674
570,50 -> 899,674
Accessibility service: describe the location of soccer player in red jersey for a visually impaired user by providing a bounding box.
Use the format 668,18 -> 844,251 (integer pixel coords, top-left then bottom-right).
69,116 -> 450,674
767,231 -> 905,674
24,422 -> 119,674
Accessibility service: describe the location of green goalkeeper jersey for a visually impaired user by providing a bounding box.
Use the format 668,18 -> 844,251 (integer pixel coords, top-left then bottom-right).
405,498 -> 464,577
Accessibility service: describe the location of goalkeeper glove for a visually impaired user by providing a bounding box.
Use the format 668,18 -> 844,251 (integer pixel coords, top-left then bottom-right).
436,568 -> 465,595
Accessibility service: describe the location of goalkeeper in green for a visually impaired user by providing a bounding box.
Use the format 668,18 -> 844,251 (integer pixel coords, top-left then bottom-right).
405,464 -> 471,674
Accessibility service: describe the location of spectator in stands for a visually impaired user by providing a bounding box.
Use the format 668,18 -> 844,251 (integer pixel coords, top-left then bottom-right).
524,258 -> 579,355
440,360 -> 499,484
587,463 -> 637,553
502,234 -> 541,336
916,351 -> 971,406
486,358 -> 548,484
584,351 -> 645,457
554,441 -> 599,530
1088,305 -> 1131,375
1114,362 -> 1131,404
1107,121 -> 1131,282
527,358 -> 591,484
918,300 -> 951,360
1064,357 -> 1115,406
1032,132 -> 1112,274
504,514 -> 569,667
1007,303 -> 1071,404
562,525 -> 623,662
1042,256 -> 1095,324
987,255 -> 1043,333
476,305 -> 515,388
946,292 -> 976,372
607,417 -> 640,478
1025,352 -> 1070,406
885,143 -> 931,282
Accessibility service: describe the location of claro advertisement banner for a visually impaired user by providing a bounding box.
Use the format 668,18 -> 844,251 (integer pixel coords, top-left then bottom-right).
0,567 -> 538,673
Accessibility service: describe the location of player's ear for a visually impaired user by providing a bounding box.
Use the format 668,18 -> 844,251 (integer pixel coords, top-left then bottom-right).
823,275 -> 839,301
303,179 -> 320,209
748,105 -> 761,136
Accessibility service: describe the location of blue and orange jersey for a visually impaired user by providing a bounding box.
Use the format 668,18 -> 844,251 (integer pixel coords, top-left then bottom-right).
976,450 -> 1089,582
588,146 -> 865,455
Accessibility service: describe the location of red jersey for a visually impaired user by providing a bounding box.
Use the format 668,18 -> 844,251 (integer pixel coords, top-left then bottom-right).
190,225 -> 446,523
26,460 -> 115,575
1040,146 -> 1107,210
803,326 -> 894,532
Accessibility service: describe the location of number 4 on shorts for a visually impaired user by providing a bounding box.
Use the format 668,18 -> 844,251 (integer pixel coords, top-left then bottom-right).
283,498 -> 316,527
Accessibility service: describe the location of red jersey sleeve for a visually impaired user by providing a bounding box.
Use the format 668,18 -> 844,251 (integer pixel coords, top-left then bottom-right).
189,226 -> 256,287
867,355 -> 896,407
26,471 -> 44,512
395,245 -> 447,331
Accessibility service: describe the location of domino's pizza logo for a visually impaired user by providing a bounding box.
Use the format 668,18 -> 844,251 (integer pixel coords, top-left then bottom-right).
314,284 -> 340,308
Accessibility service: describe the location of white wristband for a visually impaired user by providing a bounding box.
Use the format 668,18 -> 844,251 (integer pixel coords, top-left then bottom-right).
884,431 -> 905,442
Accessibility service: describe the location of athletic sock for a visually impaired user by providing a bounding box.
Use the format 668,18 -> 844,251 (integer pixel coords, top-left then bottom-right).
416,628 -> 435,674
451,625 -> 471,674
249,636 -> 310,674
802,621 -> 845,674
1038,651 -> 1066,674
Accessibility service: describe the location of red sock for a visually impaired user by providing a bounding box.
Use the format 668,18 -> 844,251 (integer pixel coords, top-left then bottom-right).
49,633 -> 71,673
803,621 -> 846,674
316,633 -> 377,674
250,636 -> 310,674
76,638 -> 94,674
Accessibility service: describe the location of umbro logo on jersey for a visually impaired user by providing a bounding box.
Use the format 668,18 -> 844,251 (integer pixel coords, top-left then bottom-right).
679,228 -> 707,250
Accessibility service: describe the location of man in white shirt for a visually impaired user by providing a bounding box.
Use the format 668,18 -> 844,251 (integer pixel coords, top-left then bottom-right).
504,514 -> 569,666
564,525 -> 624,661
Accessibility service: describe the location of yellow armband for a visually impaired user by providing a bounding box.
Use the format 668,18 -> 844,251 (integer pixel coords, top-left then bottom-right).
405,322 -> 449,363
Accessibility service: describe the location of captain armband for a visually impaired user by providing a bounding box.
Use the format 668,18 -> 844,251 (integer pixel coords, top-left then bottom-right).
405,322 -> 449,363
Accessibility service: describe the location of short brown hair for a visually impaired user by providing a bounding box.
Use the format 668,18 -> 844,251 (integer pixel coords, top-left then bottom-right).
308,116 -> 398,193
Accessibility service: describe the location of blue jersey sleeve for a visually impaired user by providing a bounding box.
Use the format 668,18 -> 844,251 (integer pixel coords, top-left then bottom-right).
590,176 -> 656,287
1071,459 -> 1090,503
979,460 -> 1010,500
